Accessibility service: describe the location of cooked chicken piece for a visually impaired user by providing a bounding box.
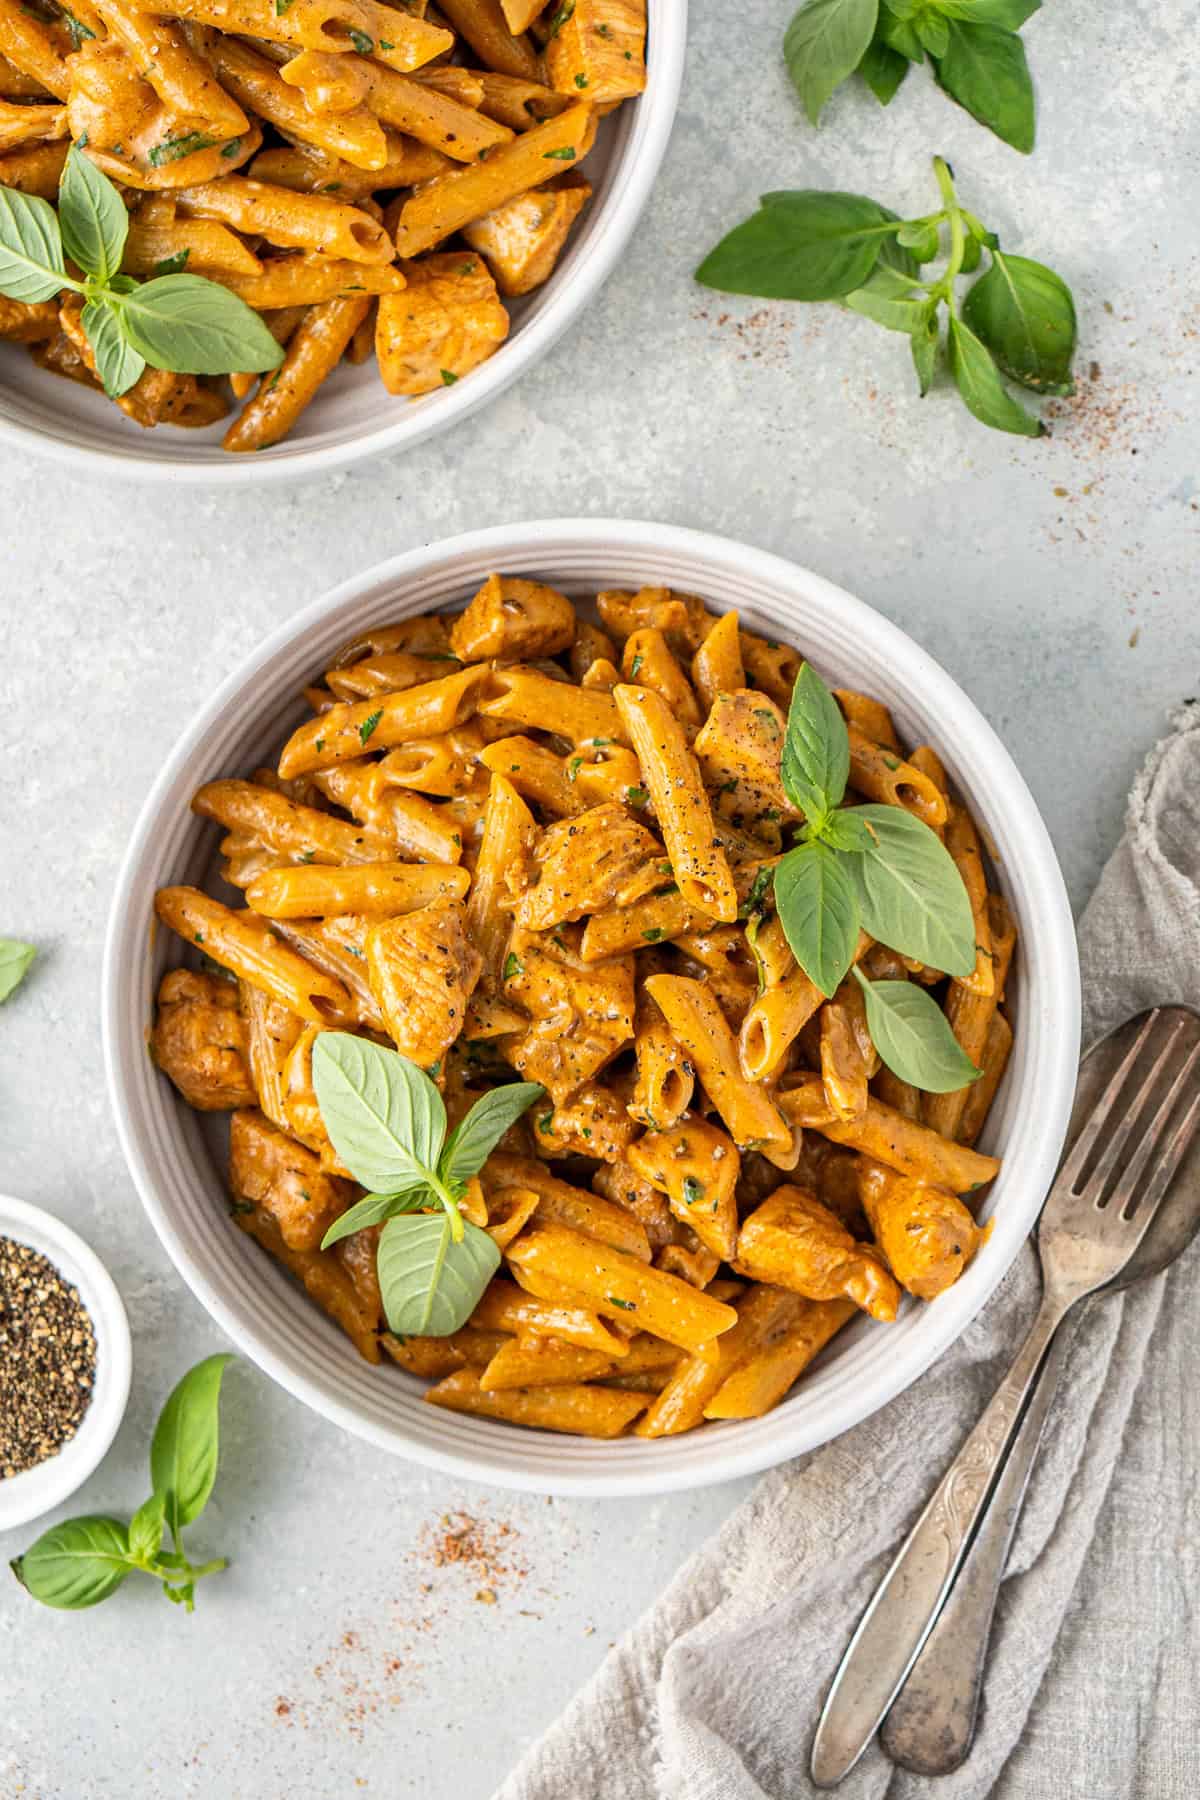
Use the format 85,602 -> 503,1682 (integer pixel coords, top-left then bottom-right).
450,572 -> 576,661
503,928 -> 634,1102
375,252 -> 509,396
517,803 -> 661,931
462,182 -> 589,296
628,1115 -> 740,1261
366,900 -> 482,1069
229,1108 -> 352,1251
734,1184 -> 901,1321
694,691 -> 800,824
544,0 -> 646,104
152,969 -> 256,1112
235,1205 -> 379,1362
856,1157 -> 981,1300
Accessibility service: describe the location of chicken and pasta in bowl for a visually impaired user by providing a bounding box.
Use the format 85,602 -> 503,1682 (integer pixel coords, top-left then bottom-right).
150,573 -> 1015,1441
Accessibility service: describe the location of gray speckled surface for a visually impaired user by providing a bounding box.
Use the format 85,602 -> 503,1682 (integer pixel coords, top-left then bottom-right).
1,2 -> 1198,1796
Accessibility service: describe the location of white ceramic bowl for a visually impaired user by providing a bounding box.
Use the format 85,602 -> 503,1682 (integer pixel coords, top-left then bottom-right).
0,5 -> 685,485
0,1195 -> 132,1533
103,520 -> 1080,1496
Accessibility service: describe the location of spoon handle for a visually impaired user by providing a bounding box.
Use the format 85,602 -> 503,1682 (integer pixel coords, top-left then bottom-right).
880,1311 -> 1079,1776
809,1289 -> 1068,1789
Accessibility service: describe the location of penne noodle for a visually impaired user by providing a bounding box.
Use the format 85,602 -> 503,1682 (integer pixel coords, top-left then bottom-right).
193,778 -> 392,863
778,1087 -> 1000,1195
614,684 -> 737,922
245,861 -> 468,918
646,974 -> 796,1168
278,664 -> 489,777
176,176 -> 394,263
224,292 -> 370,452
703,1298 -> 856,1420
425,1369 -> 651,1436
156,886 -> 355,1025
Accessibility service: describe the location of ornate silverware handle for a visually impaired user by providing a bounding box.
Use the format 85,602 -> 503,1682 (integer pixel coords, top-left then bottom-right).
880,1316 -> 1078,1775
810,1292 -> 1069,1789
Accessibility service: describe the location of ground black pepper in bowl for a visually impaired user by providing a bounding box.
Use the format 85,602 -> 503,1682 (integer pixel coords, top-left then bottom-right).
0,1237 -> 98,1479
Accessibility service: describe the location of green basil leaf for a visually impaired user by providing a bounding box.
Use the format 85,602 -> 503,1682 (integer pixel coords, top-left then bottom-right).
149,1352 -> 232,1537
895,218 -> 939,261
961,249 -> 1075,395
845,802 -> 976,974
854,971 -> 982,1091
377,1212 -> 500,1337
939,0 -> 1039,26
783,0 -> 879,127
114,273 -> 285,375
312,1032 -> 446,1193
821,810 -> 875,852
911,305 -> 941,394
845,264 -> 933,332
959,230 -> 983,273
59,144 -> 128,283
934,20 -> 1035,152
947,314 -> 1043,436
82,298 -> 145,398
128,1492 -> 166,1563
0,184 -> 65,303
858,31 -> 909,101
774,840 -> 861,998
11,1517 -> 133,1609
880,7 -> 925,60
914,8 -> 949,56
780,660 -> 851,820
0,937 -> 35,1001
696,191 -> 898,302
439,1081 -> 545,1191
319,1188 -> 430,1250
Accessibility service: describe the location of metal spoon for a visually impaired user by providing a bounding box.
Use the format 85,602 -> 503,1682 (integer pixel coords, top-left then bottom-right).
881,1004 -> 1200,1775
810,1006 -> 1200,1788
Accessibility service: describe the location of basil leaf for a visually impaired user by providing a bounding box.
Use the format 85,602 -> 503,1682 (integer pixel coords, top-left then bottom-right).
781,660 -> 850,820
821,809 -> 875,852
939,0 -> 1039,27
59,145 -> 128,284
915,8 -> 948,55
880,7 -> 925,60
858,32 -> 909,101
854,972 -> 982,1091
845,264 -> 934,333
947,315 -> 1042,436
696,191 -> 898,302
149,1352 -> 232,1537
377,1212 -> 500,1337
783,0 -> 879,127
82,298 -> 145,398
319,1188 -> 430,1250
0,937 -> 35,1001
845,803 -> 976,974
895,219 -> 939,261
312,1032 -> 446,1194
11,1517 -> 133,1610
128,1493 -> 166,1563
439,1081 -> 545,1192
934,20 -> 1035,153
961,250 -> 1075,395
959,230 -> 983,273
774,840 -> 861,998
114,273 -> 285,375
911,306 -> 941,394
0,184 -> 65,303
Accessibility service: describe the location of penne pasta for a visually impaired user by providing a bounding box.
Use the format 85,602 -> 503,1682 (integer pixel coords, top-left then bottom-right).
614,684 -> 738,922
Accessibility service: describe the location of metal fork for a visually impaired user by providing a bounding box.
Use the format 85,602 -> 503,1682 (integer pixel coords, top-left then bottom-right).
810,1007 -> 1200,1788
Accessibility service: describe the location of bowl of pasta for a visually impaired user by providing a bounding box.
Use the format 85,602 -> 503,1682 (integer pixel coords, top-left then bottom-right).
0,1 -> 683,480
103,519 -> 1080,1494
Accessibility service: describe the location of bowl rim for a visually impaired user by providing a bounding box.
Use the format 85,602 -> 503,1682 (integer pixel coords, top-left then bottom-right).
0,1193 -> 133,1533
0,4 -> 687,487
102,518 -> 1081,1496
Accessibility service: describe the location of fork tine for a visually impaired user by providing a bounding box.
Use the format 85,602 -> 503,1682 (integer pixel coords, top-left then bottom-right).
1082,1016 -> 1187,1206
1112,1070 -> 1200,1225
1105,1040 -> 1200,1218
1056,1011 -> 1162,1195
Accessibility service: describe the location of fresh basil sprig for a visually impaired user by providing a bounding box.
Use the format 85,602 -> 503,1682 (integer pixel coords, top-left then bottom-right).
11,1356 -> 232,1613
313,1034 -> 542,1337
697,157 -> 1075,437
769,662 -> 980,1091
0,936 -> 36,1002
784,0 -> 1039,151
0,146 -> 282,398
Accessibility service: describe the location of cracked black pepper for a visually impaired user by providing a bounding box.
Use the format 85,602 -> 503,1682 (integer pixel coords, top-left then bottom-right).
0,1237 -> 97,1478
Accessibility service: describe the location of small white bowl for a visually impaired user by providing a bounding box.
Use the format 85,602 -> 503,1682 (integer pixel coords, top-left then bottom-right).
0,1195 -> 132,1533
103,520 -> 1080,1497
0,3 -> 686,485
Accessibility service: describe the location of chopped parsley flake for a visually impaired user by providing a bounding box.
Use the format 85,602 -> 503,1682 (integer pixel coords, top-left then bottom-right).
642,927 -> 664,943
62,8 -> 94,46
440,368 -> 459,384
148,131 -> 219,166
315,737 -> 325,752
629,652 -> 643,678
348,26 -> 374,52
379,36 -> 393,47
681,1176 -> 705,1206
537,1110 -> 554,1133
503,952 -> 524,981
567,755 -> 584,781
358,708 -> 383,745
220,137 -> 242,157
574,72 -> 588,87
543,146 -> 576,160
546,0 -> 575,36
883,755 -> 901,771
753,708 -> 779,734
607,1295 -> 635,1311
626,785 -> 649,808
426,1059 -> 441,1078
153,250 -> 190,275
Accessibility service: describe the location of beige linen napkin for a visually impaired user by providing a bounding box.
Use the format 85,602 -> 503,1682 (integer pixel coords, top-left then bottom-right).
496,700 -> 1200,1800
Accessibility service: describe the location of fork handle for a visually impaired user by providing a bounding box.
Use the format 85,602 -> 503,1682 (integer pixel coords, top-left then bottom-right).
879,1312 -> 1079,1775
810,1289 -> 1070,1789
